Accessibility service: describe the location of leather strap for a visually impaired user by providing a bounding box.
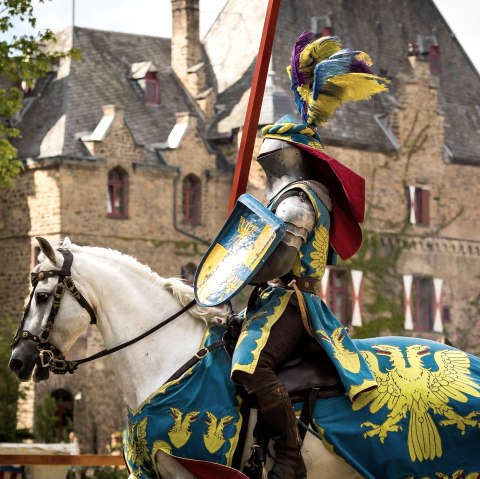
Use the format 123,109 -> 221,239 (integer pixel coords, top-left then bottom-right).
288,279 -> 314,337
281,274 -> 322,295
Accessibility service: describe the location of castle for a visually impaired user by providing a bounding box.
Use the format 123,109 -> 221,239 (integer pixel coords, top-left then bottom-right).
2,0 -> 480,453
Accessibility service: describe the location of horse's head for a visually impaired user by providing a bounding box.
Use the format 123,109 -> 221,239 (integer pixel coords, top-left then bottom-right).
9,237 -> 95,382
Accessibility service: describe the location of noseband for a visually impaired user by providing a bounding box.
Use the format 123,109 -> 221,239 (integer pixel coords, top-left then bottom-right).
11,248 -> 97,374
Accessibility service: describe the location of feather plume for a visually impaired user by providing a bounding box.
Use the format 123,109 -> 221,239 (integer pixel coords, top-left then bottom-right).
290,31 -> 316,86
287,32 -> 389,127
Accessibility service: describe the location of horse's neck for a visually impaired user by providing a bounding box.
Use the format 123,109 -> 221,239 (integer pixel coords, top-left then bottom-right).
74,250 -> 206,410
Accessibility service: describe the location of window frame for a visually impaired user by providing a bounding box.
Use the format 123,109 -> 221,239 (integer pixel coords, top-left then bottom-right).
182,174 -> 201,225
409,186 -> 430,226
412,275 -> 434,332
107,167 -> 128,219
429,45 -> 441,75
144,71 -> 159,104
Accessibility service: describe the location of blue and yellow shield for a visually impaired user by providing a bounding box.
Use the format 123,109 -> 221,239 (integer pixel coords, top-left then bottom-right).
194,194 -> 286,307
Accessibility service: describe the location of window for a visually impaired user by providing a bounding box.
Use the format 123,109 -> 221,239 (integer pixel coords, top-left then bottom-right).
327,269 -> 350,325
130,61 -> 160,104
144,71 -> 159,104
408,186 -> 430,226
404,275 -> 444,332
182,174 -> 201,225
311,15 -> 333,37
429,45 -> 441,75
412,276 -> 434,332
51,389 -> 73,441
107,167 -> 128,219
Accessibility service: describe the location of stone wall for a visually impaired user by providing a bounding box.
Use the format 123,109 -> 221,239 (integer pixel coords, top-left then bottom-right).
324,60 -> 480,353
1,105 -> 232,453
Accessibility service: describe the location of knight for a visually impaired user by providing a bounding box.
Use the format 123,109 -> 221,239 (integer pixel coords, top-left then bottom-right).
196,33 -> 389,479
232,32 -> 385,479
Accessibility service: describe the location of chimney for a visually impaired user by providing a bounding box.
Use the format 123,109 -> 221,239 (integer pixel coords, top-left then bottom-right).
171,0 -> 215,118
171,0 -> 203,91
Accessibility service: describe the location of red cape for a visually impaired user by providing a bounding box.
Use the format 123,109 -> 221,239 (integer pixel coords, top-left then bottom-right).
172,456 -> 249,479
294,143 -> 365,260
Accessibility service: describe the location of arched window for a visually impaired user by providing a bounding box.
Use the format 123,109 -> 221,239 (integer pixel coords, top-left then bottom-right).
182,174 -> 201,225
107,167 -> 128,219
51,389 -> 73,441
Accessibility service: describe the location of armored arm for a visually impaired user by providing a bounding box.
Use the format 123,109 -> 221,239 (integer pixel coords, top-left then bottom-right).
251,191 -> 315,283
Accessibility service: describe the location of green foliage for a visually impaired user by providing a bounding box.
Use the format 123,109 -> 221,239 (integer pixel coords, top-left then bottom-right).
0,0 -> 79,186
346,229 -> 406,338
92,467 -> 129,479
0,317 -> 30,442
34,394 -> 58,443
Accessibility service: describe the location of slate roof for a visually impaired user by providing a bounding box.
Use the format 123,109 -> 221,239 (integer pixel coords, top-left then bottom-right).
204,0 -> 480,162
14,27 -> 203,162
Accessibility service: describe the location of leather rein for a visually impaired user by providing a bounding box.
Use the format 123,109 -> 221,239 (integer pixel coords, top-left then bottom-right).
11,248 -> 197,375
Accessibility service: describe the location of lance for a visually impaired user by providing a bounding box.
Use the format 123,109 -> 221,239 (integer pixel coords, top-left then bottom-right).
227,0 -> 281,213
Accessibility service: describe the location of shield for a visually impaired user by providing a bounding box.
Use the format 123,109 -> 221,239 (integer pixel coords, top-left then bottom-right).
194,194 -> 286,307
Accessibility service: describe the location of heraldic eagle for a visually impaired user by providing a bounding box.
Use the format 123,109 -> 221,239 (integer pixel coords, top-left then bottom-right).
353,344 -> 480,462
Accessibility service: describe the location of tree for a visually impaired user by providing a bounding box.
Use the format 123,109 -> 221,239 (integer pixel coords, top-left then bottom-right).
0,0 -> 77,186
0,318 -> 32,442
34,394 -> 59,443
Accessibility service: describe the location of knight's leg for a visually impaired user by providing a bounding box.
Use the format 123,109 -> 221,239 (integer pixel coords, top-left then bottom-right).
233,304 -> 307,479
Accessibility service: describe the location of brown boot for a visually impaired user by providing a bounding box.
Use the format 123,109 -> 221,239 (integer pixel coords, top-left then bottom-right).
257,386 -> 306,479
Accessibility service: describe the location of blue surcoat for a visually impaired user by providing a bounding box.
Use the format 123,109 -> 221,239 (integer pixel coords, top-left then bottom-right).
231,182 -> 377,401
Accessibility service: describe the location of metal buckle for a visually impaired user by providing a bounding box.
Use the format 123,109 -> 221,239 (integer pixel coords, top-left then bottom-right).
39,349 -> 55,368
194,348 -> 208,360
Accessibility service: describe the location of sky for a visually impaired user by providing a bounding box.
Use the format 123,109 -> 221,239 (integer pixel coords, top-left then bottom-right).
6,0 -> 480,73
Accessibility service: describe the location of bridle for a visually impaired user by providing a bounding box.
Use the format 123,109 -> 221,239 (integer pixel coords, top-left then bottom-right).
11,248 -> 98,374
11,247 -> 200,375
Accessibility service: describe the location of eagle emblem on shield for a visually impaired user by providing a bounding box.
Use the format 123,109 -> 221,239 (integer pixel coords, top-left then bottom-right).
194,194 -> 286,307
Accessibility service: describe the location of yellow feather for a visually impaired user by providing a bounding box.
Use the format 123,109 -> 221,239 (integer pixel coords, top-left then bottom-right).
327,73 -> 390,102
355,51 -> 373,66
299,37 -> 342,75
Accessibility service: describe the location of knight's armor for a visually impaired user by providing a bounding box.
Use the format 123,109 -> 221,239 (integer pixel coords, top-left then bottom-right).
228,32 -> 388,479
231,139 -> 377,479
252,139 -> 325,283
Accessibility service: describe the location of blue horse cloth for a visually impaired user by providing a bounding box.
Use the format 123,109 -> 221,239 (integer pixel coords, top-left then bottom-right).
124,325 -> 244,479
312,337 -> 480,478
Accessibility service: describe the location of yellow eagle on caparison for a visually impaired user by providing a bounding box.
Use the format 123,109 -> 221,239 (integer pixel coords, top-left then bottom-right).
353,344 -> 480,462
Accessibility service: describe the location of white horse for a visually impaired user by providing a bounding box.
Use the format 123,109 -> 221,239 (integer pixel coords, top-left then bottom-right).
9,238 -> 480,479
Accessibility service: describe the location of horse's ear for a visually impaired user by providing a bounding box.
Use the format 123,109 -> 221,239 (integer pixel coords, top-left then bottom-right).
62,237 -> 72,249
36,237 -> 58,266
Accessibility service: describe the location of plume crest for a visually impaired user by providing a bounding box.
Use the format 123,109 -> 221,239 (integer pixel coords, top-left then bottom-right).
288,33 -> 389,127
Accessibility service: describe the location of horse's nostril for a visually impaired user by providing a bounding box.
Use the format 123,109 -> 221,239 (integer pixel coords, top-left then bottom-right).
9,358 -> 24,373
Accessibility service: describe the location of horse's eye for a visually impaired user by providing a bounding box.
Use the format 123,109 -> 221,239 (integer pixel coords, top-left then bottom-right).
36,292 -> 50,303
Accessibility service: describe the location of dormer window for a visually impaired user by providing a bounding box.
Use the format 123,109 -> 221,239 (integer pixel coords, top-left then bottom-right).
416,34 -> 440,75
311,15 -> 333,37
144,71 -> 159,104
429,45 -> 440,75
131,61 -> 160,105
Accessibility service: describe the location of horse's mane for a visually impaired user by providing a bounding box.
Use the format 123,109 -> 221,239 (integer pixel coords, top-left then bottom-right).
67,243 -> 230,324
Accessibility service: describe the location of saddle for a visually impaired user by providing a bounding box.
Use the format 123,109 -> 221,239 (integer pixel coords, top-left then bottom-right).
227,315 -> 344,402
277,333 -> 344,401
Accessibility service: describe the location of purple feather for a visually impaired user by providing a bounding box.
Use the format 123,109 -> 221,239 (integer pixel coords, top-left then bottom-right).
290,31 -> 316,86
349,58 -> 373,74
